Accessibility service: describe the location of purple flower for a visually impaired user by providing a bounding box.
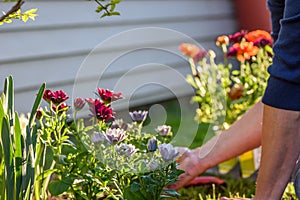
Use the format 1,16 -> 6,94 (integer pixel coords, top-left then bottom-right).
90,132 -> 105,144
116,143 -> 137,157
147,138 -> 157,152
155,125 -> 172,136
105,128 -> 126,145
158,143 -> 179,162
111,119 -> 128,131
129,110 -> 148,123
73,97 -> 85,111
253,38 -> 272,47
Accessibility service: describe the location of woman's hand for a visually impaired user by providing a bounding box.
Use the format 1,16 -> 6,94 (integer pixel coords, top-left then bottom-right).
168,147 -> 208,190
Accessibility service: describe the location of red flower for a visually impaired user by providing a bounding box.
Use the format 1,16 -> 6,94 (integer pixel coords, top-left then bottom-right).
193,50 -> 207,63
52,103 -> 69,114
43,89 -> 54,103
97,88 -> 123,104
43,89 -> 69,105
36,109 -> 43,120
73,97 -> 85,111
86,98 -> 114,122
229,30 -> 248,43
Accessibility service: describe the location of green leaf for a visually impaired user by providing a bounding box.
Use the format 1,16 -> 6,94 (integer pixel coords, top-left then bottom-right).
1,116 -> 14,199
7,76 -> 14,120
161,189 -> 180,198
28,83 -> 45,127
14,112 -> 23,198
36,169 -> 57,181
48,179 -> 71,196
131,182 -> 141,192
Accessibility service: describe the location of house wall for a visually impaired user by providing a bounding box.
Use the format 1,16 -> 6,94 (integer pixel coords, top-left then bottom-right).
0,0 -> 238,115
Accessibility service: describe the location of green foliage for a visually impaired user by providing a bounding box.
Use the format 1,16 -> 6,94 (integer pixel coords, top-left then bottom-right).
93,0 -> 122,18
0,8 -> 37,25
0,76 -> 45,200
1,0 -> 122,26
181,30 -> 273,132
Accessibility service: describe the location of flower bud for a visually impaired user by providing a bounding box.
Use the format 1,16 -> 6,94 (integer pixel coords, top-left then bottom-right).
74,97 -> 85,111
147,138 -> 157,152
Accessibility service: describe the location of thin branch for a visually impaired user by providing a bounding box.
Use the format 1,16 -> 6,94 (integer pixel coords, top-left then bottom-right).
0,0 -> 25,23
94,0 -> 110,15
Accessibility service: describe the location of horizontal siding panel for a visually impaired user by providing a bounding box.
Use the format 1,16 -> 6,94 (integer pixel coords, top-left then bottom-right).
0,0 -> 237,114
0,18 -> 236,61
0,0 -> 235,29
0,40 -> 217,91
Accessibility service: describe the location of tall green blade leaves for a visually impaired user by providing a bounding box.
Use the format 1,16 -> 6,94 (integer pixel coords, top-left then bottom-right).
1,117 -> 14,200
14,113 -> 23,199
28,83 -> 45,128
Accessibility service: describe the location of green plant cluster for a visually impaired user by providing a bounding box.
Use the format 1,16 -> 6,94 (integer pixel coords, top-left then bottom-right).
181,30 -> 273,131
0,76 -> 182,200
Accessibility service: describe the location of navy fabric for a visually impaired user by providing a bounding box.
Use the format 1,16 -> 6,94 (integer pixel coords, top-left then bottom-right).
263,0 -> 300,111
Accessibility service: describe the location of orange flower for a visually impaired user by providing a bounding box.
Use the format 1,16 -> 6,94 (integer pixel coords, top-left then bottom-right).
216,35 -> 229,46
179,43 -> 200,58
245,30 -> 273,44
234,42 -> 259,62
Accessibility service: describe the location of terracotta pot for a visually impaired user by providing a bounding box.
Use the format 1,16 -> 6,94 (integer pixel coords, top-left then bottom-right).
234,0 -> 271,32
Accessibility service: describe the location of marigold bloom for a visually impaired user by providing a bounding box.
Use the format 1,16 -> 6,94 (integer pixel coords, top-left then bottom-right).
179,43 -> 200,58
216,35 -> 229,46
227,42 -> 259,62
245,30 -> 273,47
97,88 -> 123,104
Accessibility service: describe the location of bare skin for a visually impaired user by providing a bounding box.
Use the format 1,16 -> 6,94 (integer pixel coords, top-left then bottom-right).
173,103 -> 300,200
169,101 -> 263,190
221,105 -> 300,199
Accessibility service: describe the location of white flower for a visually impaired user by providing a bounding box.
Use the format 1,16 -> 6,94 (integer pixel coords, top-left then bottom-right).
155,125 -> 171,136
158,143 -> 179,162
116,143 -> 137,157
90,132 -> 105,144
105,128 -> 126,145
